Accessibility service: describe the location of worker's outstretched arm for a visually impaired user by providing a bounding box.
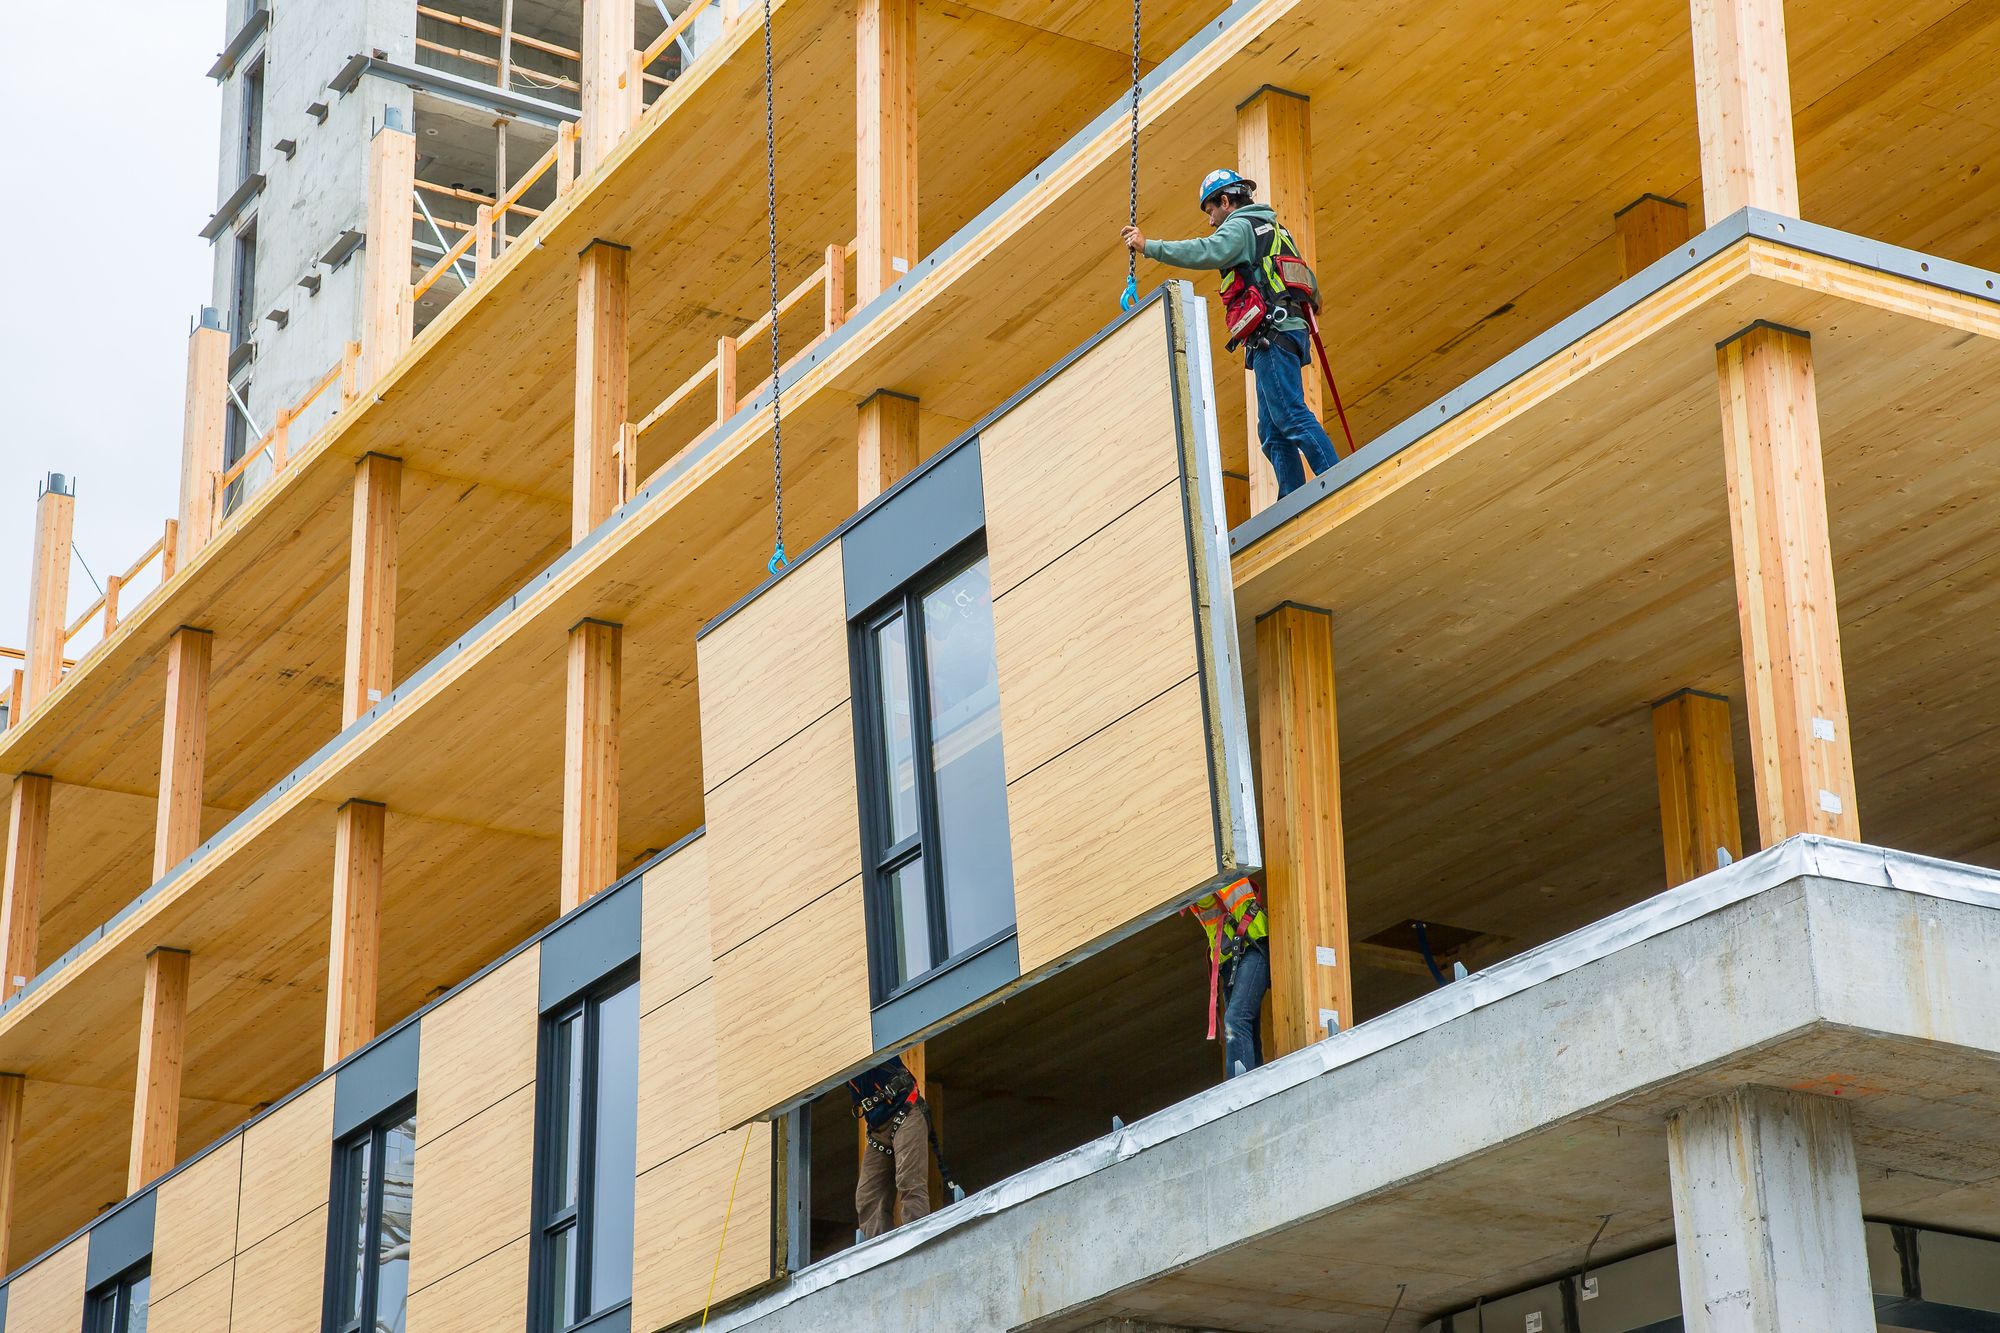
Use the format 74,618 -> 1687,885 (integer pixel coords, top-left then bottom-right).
1140,213 -> 1255,272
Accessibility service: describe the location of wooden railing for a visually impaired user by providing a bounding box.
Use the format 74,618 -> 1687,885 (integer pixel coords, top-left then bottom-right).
58,520 -> 182,663
211,341 -> 362,529
412,121 -> 579,304
626,1 -> 736,112
624,239 -> 853,497
415,4 -> 589,94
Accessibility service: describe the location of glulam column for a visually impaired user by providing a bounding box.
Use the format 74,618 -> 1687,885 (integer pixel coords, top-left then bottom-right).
22,474 -> 75,712
128,947 -> 192,1193
360,115 -> 417,387
344,454 -> 402,724
1237,87 -> 1320,517
1616,194 -> 1692,277
153,627 -> 213,881
177,310 -> 229,562
857,390 -> 919,507
856,0 -> 918,302
574,240 -> 631,541
1689,0 -> 1799,217
0,776 -> 49,1000
562,619 -> 622,910
1651,689 -> 1744,886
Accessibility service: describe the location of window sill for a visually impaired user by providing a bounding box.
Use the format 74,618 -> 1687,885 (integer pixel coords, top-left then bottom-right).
566,1300 -> 632,1333
870,931 -> 1020,1052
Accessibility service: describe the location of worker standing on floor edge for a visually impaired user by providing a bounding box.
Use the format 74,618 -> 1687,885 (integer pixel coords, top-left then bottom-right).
849,1054 -> 931,1238
1187,876 -> 1271,1077
1121,169 -> 1340,500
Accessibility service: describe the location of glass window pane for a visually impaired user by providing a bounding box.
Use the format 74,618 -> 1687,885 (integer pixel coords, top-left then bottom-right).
885,857 -> 930,982
551,1014 -> 583,1212
374,1115 -> 416,1333
341,1137 -> 374,1326
547,1222 -> 578,1327
126,1275 -> 150,1333
920,557 -> 1015,954
587,983 -> 640,1311
86,1290 -> 117,1333
872,614 -> 920,844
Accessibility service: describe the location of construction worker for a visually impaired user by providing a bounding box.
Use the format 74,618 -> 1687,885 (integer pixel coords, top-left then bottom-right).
849,1055 -> 931,1238
1188,877 -> 1270,1077
1121,169 -> 1339,500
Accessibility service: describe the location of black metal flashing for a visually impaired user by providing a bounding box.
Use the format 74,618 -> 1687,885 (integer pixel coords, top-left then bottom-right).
206,7 -> 269,81
332,1021 -> 421,1140
538,872 -> 645,1012
84,1190 -> 155,1290
869,933 -> 1020,1054
199,173 -> 266,241
1230,208 -> 2000,554
840,441 -> 986,619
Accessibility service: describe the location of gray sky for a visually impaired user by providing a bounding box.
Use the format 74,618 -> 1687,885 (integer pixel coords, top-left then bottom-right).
0,5 -> 220,654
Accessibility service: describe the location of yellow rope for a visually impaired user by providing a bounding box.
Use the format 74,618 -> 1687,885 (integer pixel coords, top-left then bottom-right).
699,1126 -> 755,1327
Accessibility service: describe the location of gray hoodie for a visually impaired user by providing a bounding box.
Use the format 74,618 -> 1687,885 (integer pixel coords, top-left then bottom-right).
1141,202 -> 1307,336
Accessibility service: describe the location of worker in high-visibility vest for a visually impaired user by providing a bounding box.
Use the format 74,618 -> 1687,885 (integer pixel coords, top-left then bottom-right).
1121,169 -> 1339,500
1187,877 -> 1270,1077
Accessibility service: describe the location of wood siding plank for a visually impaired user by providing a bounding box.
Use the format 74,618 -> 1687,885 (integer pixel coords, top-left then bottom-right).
3,1237 -> 86,1333
229,1207 -> 329,1332
641,836 -> 712,1012
405,1234 -> 530,1333
631,1125 -> 772,1331
151,1134 -> 244,1301
235,1077 -> 335,1251
408,1084 -> 536,1292
415,948 -> 539,1147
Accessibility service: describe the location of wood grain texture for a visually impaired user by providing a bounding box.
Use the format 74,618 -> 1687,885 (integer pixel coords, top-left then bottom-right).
991,482 -> 1197,783
1690,0 -> 1799,217
360,126 -> 416,387
640,835 -> 711,1012
0,1073 -> 18,1271
325,799 -> 386,1067
1011,678 -> 1218,974
408,1083 -> 536,1291
145,1257 -> 234,1333
637,978 -> 719,1172
1652,691 -> 1744,887
405,1234 -> 530,1333
2,1236 -> 85,1333
177,323 -> 229,561
343,453 -> 402,724
415,947 -> 539,1147
235,1076 -> 334,1250
562,618 -> 622,910
574,242 -> 630,541
153,628 -> 213,882
1256,604 -> 1353,1056
713,879 -> 872,1128
578,0 -> 634,171
697,543 -> 850,792
228,1206 -> 329,1332
151,1133 -> 243,1301
23,486 -> 73,713
856,390 -> 920,506
129,946 -> 192,1192
855,0 -> 918,301
1238,85 -> 1322,513
1616,194 -> 1693,278
1,774 -> 50,1000
704,703 -> 861,959
980,311 -> 1178,598
630,1124 -> 772,1331
1717,324 -> 1859,844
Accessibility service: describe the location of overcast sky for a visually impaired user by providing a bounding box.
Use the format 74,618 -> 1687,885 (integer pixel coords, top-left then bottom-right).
0,5 -> 220,650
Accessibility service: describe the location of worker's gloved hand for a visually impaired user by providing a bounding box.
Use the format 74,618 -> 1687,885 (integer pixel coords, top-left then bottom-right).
1120,226 -> 1146,254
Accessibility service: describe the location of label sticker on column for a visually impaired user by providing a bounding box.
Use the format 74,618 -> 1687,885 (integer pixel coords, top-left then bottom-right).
1315,945 -> 1339,968
1319,1008 -> 1340,1035
1812,716 -> 1837,741
1819,789 -> 1844,815
1526,1313 -> 1543,1333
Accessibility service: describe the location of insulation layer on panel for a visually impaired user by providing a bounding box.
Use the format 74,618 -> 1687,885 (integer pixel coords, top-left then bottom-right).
694,281 -> 1256,1125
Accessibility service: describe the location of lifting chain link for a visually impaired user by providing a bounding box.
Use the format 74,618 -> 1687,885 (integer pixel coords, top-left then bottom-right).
1121,0 -> 1142,310
763,0 -> 787,572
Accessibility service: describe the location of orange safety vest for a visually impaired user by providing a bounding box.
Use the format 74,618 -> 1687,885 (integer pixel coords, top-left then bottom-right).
1185,878 -> 1267,1040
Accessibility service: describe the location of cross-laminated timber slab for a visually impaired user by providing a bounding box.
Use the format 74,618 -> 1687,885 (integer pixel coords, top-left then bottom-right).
699,837 -> 2000,1332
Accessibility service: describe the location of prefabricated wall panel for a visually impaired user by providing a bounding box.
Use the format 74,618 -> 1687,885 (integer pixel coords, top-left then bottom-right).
695,283 -> 1258,1126
1,1237 -> 84,1333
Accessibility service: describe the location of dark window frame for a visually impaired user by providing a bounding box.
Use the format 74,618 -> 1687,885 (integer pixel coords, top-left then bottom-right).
239,54 -> 266,181
82,1260 -> 149,1333
322,1097 -> 417,1333
850,536 -> 1014,1004
228,220 -> 258,352
528,965 -> 639,1333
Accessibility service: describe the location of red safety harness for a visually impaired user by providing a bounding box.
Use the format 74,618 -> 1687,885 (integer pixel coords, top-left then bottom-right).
1218,217 -> 1358,455
1184,879 -> 1265,1040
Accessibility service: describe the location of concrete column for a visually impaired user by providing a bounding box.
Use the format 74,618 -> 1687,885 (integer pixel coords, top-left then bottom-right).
1667,1086 -> 1874,1332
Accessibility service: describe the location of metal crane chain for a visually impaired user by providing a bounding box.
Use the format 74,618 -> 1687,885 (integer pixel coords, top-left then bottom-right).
763,0 -> 787,572
1121,0 -> 1142,308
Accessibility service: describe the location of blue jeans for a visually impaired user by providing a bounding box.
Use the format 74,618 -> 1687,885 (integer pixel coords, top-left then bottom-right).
1250,331 -> 1339,499
1221,943 -> 1269,1077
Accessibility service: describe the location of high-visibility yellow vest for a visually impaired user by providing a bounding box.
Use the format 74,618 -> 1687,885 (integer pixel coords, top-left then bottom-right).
1191,878 -> 1268,958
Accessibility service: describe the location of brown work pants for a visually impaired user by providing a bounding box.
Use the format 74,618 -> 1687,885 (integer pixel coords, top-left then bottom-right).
855,1105 -> 931,1239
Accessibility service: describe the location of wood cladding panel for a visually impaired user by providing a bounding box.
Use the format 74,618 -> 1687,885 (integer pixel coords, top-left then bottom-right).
406,1235 -> 530,1333
638,979 -> 720,1173
229,1207 -> 329,1332
415,948 -> 539,1147
3,1237 -> 85,1333
1012,677 -> 1219,973
407,1083 -> 536,1292
698,545 -> 850,792
991,482 -> 1199,783
641,836 -> 712,1011
146,1258 -> 234,1333
151,1134 -> 243,1300
979,311 -> 1179,598
705,703 -> 863,959
630,1124 -> 772,1332
235,1078 -> 334,1251
713,880 -> 872,1127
